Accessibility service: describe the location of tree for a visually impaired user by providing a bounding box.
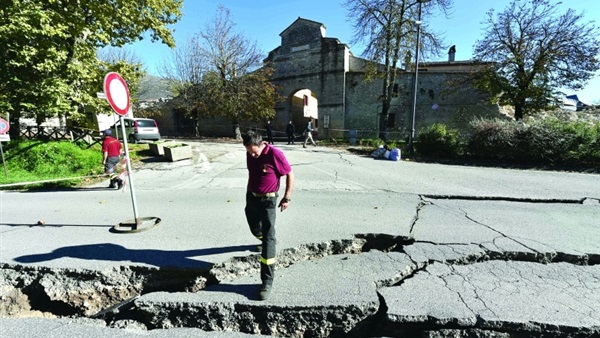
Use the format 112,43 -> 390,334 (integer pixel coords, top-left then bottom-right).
0,0 -> 182,139
172,5 -> 278,139
98,47 -> 147,115
344,0 -> 451,140
196,66 -> 277,139
473,0 -> 600,120
0,1 -> 72,138
159,35 -> 206,136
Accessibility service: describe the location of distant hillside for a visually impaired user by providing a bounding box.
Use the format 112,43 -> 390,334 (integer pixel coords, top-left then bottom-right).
136,75 -> 173,100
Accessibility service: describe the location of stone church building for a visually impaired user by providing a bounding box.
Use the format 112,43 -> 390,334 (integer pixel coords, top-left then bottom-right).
165,17 -> 503,140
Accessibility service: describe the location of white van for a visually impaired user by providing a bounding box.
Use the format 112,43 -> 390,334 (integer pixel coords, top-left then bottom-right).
110,118 -> 161,143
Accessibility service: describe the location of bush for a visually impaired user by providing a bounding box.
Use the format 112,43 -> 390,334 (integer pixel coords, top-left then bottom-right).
358,138 -> 386,147
523,118 -> 576,163
467,116 -> 600,165
467,118 -> 517,160
357,138 -> 403,150
416,123 -> 462,158
548,117 -> 600,164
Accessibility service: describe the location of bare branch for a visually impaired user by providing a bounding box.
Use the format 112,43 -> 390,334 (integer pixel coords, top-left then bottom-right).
473,0 -> 600,119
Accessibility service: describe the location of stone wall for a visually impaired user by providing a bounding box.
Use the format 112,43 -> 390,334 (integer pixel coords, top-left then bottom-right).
344,72 -> 382,139
390,71 -> 503,137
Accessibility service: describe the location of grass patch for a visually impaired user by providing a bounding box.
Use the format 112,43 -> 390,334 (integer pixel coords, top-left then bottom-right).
0,140 -> 148,190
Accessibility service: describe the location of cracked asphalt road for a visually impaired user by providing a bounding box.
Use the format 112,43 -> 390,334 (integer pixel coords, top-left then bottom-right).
1,140 -> 599,337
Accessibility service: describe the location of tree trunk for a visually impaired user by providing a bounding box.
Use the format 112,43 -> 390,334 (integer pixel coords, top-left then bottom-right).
8,110 -> 20,140
379,111 -> 388,141
379,76 -> 391,141
514,105 -> 524,120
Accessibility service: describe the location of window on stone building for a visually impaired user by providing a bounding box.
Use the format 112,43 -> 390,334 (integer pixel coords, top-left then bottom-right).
428,89 -> 435,100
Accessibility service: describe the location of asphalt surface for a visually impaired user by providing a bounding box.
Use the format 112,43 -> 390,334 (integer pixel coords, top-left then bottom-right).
1,140 -> 599,337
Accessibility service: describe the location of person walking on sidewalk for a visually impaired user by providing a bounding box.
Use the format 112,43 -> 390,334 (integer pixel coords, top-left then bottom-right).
286,120 -> 295,145
101,129 -> 123,189
303,120 -> 317,148
242,130 -> 294,300
265,120 -> 274,144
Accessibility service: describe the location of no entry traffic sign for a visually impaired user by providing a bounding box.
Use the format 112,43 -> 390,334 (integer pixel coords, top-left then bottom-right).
0,117 -> 9,134
103,72 -> 131,116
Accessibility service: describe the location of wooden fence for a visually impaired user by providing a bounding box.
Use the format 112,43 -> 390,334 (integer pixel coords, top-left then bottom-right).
19,126 -> 102,148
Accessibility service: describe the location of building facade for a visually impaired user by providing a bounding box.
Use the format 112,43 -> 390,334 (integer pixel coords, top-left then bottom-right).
157,17 -> 503,140
264,17 -> 502,141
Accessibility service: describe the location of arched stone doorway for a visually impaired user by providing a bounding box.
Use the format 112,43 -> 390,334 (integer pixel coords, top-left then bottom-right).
289,89 -> 318,136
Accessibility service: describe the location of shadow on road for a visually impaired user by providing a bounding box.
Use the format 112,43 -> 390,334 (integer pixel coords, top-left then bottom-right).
14,186 -> 120,193
13,243 -> 257,269
2,223 -> 113,228
204,283 -> 259,300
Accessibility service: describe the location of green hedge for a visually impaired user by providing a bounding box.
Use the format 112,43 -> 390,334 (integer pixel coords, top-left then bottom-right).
413,114 -> 600,166
416,123 -> 461,158
467,117 -> 600,164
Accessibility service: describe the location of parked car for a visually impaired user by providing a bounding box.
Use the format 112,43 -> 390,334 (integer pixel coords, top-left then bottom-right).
110,118 -> 161,143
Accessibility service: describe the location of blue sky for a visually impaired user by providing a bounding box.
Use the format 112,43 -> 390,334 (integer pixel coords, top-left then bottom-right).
128,0 -> 600,103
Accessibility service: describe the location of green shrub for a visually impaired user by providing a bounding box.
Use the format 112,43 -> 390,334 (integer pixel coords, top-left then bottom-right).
467,116 -> 600,165
415,123 -> 462,158
553,118 -> 600,164
358,138 -> 386,147
467,118 -> 517,160
356,137 -> 404,154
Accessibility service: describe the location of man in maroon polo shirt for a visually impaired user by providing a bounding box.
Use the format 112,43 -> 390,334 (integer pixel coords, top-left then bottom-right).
101,129 -> 123,189
242,130 -> 294,300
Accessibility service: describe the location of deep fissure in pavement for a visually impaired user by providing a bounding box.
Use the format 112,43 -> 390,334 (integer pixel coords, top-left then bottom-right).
422,194 -> 597,205
1,232 -> 598,337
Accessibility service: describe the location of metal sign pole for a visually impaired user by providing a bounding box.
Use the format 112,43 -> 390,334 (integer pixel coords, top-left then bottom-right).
103,73 -> 159,233
119,116 -> 139,228
0,118 -> 9,179
0,142 -> 7,179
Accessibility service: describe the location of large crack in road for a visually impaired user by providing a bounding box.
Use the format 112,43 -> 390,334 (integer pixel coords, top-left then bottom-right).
1,233 -> 598,337
2,176 -> 599,338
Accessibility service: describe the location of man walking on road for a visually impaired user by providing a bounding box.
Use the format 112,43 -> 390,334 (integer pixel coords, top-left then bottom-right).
242,130 -> 294,300
286,120 -> 295,145
303,120 -> 317,148
101,129 -> 123,189
265,120 -> 274,144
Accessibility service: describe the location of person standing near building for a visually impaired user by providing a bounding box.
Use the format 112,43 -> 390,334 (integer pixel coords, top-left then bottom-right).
242,130 -> 294,300
265,120 -> 274,144
303,120 -> 317,148
286,120 -> 295,145
101,129 -> 123,190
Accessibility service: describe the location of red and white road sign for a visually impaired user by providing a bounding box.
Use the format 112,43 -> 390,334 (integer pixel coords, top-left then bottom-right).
0,117 -> 9,134
103,72 -> 131,117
